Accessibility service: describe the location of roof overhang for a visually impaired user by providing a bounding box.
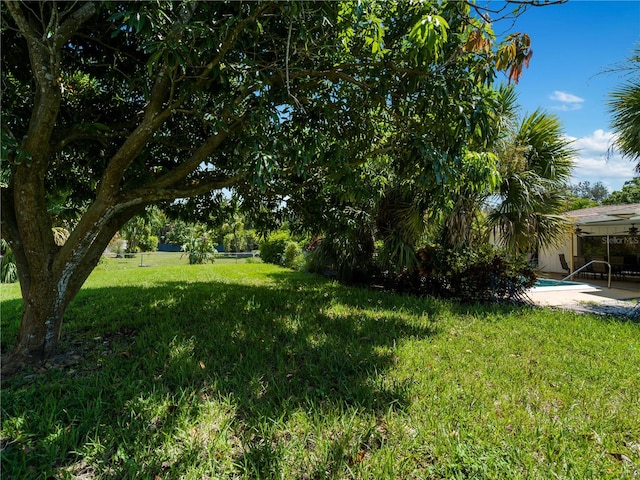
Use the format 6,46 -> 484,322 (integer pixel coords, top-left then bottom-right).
567,204 -> 640,228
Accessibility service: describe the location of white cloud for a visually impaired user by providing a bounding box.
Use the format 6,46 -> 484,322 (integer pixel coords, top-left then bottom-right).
567,130 -> 636,192
571,129 -> 612,154
550,91 -> 585,104
549,91 -> 585,111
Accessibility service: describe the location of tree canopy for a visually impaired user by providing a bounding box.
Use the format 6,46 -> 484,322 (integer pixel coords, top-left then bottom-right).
568,181 -> 609,205
1,0 -> 548,373
602,177 -> 640,205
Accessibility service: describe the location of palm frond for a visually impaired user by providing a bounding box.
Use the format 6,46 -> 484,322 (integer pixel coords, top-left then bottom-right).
375,186 -> 426,271
516,109 -> 576,184
608,79 -> 640,171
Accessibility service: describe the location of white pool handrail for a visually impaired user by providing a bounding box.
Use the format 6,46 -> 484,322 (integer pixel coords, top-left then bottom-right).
562,260 -> 611,289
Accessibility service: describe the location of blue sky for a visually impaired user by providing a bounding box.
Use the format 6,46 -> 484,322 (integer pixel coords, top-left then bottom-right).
491,0 -> 640,193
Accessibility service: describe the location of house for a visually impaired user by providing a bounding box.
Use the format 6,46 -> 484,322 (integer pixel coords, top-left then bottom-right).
537,203 -> 640,278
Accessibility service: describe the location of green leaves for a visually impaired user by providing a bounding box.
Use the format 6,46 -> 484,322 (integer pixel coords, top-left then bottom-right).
181,224 -> 217,264
363,12 -> 387,57
408,14 -> 449,63
337,2 -> 388,58
0,127 -> 30,166
607,45 -> 640,171
251,152 -> 279,191
0,239 -> 18,283
460,151 -> 501,194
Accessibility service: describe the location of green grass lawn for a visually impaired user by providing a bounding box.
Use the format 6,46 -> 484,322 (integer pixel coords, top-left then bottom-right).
1,256 -> 639,479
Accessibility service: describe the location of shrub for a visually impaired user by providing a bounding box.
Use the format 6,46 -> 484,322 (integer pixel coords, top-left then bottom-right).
283,241 -> 305,270
108,235 -> 126,256
138,235 -> 159,252
259,231 -> 290,265
181,227 -> 216,265
305,232 -> 376,284
121,216 -> 155,253
244,229 -> 259,251
417,244 -> 536,304
163,221 -> 191,244
373,244 -> 536,305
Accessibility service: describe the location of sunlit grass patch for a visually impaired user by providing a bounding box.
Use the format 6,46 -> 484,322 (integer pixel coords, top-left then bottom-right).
1,262 -> 639,479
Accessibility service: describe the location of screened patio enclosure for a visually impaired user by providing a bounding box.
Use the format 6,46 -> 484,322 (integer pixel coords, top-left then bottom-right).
538,203 -> 640,279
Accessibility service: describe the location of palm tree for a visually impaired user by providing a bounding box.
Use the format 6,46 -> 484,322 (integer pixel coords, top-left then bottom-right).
489,109 -> 577,255
374,184 -> 426,271
607,45 -> 640,172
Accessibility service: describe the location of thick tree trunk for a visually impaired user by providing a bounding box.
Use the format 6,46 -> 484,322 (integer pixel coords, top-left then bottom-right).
1,1 -> 240,376
1,200 -> 146,377
2,249 -> 103,376
2,277 -> 67,374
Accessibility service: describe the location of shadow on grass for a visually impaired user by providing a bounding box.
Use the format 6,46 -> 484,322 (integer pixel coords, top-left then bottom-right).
2,273 -> 440,478
264,269 -> 534,314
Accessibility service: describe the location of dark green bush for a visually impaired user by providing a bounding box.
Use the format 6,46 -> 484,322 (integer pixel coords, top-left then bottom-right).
305,232 -> 376,284
417,244 -> 536,304
373,244 -> 535,305
259,231 -> 291,265
138,235 -> 159,252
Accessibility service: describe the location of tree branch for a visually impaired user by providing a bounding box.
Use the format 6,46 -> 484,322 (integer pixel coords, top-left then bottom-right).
56,1 -> 97,44
148,117 -> 245,190
96,70 -> 175,200
118,172 -> 245,205
51,124 -> 135,152
196,2 -> 276,85
62,203 -> 145,305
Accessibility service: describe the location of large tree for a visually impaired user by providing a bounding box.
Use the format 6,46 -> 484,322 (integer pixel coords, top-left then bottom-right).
1,0 -> 540,373
284,11 -> 528,274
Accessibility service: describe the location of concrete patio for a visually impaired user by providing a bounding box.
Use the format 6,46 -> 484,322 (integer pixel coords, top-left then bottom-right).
528,273 -> 640,317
